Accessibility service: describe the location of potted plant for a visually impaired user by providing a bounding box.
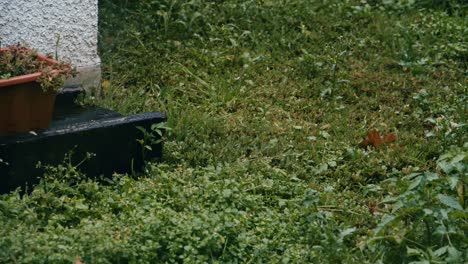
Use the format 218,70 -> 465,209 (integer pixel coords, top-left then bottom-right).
0,44 -> 76,135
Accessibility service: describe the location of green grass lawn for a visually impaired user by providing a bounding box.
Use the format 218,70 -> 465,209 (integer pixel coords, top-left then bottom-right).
1,0 -> 466,263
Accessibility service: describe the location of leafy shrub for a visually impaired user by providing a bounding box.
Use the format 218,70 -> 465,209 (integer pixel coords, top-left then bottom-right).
367,146 -> 467,262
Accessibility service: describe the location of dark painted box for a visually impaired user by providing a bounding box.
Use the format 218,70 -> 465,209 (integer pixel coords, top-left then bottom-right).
0,88 -> 166,193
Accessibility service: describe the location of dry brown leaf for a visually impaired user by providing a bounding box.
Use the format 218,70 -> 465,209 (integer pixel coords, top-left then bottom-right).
101,80 -> 110,89
75,256 -> 85,264
383,132 -> 396,143
360,129 -> 396,148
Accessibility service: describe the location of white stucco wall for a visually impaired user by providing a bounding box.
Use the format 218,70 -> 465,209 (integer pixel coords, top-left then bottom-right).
0,0 -> 101,87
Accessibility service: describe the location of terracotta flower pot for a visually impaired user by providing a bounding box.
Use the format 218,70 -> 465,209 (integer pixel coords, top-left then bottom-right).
0,48 -> 60,135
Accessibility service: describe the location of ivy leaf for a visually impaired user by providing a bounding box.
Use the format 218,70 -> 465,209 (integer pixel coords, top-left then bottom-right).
448,176 -> 459,190
339,227 -> 356,241
406,246 -> 423,257
437,194 -> 463,211
433,246 -> 448,257
392,201 -> 404,213
374,214 -> 397,236
446,246 -> 463,263
408,176 -> 422,190
319,130 -> 330,139
437,161 -> 453,174
424,172 -> 439,182
223,189 -> 233,198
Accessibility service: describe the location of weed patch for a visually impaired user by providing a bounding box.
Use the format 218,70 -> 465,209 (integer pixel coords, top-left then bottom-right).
1,0 -> 466,262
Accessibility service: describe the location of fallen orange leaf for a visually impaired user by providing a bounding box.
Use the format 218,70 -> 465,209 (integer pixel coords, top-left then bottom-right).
75,256 -> 84,264
360,129 -> 396,148
101,80 -> 110,89
368,129 -> 383,147
383,132 -> 396,143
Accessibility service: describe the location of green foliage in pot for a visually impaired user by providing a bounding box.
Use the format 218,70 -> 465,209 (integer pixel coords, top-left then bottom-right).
0,44 -> 76,92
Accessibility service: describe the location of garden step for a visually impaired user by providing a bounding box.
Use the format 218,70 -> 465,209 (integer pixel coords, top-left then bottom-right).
0,87 -> 166,193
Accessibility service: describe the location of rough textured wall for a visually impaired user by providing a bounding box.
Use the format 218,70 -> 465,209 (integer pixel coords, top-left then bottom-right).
0,0 -> 100,86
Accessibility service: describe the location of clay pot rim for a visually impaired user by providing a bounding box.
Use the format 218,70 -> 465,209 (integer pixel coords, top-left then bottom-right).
0,47 -> 60,88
